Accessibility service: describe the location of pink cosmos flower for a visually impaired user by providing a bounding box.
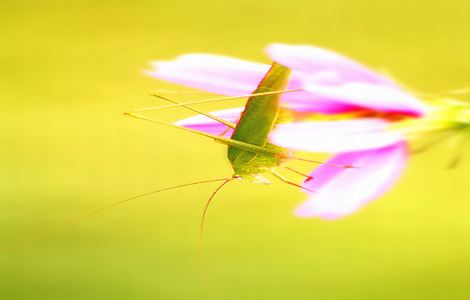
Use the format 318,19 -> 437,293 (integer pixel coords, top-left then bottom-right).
146,44 -> 430,220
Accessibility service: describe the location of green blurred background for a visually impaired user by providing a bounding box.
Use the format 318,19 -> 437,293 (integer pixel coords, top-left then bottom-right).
1,0 -> 470,299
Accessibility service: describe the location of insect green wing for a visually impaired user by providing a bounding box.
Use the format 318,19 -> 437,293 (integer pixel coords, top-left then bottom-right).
227,62 -> 291,179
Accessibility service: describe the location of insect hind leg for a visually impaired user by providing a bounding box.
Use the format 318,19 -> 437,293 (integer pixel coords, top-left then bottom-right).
263,168 -> 314,193
283,166 -> 314,182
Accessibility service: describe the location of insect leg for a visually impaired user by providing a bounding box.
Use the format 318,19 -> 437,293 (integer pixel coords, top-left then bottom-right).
124,112 -> 287,156
265,168 -> 314,193
125,112 -> 351,168
283,166 -> 314,182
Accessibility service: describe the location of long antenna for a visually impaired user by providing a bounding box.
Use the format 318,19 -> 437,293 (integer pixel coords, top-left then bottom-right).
135,89 -> 302,112
1,177 -> 231,253
151,93 -> 236,129
199,177 -> 233,240
69,178 -> 232,223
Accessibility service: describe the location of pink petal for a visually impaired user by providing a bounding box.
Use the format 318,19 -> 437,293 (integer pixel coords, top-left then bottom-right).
267,43 -> 427,116
147,54 -> 362,114
271,119 -> 403,153
174,107 -> 244,136
279,89 -> 362,114
266,43 -> 397,87
147,54 -> 270,96
296,142 -> 408,219
302,82 -> 428,117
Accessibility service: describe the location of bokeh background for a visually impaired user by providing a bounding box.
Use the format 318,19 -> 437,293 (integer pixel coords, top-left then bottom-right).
2,0 -> 470,299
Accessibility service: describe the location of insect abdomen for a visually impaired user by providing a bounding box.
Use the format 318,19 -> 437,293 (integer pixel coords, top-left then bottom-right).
227,62 -> 291,168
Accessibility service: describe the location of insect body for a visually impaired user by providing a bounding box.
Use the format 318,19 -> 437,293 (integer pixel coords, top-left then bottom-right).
227,62 -> 291,182
1,63 -> 314,250
125,62 -> 310,230
126,62 -> 300,185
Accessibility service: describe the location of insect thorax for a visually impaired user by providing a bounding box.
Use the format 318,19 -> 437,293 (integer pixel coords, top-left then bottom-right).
230,143 -> 288,182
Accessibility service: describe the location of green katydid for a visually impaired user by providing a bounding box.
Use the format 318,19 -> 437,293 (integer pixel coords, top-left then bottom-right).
17,64 -> 351,253
1,63 -> 346,252
125,62 -> 300,231
125,62 -> 346,232
128,63 -> 296,181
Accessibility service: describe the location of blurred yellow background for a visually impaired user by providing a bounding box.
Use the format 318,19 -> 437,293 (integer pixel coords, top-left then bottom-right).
1,1 -> 470,299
